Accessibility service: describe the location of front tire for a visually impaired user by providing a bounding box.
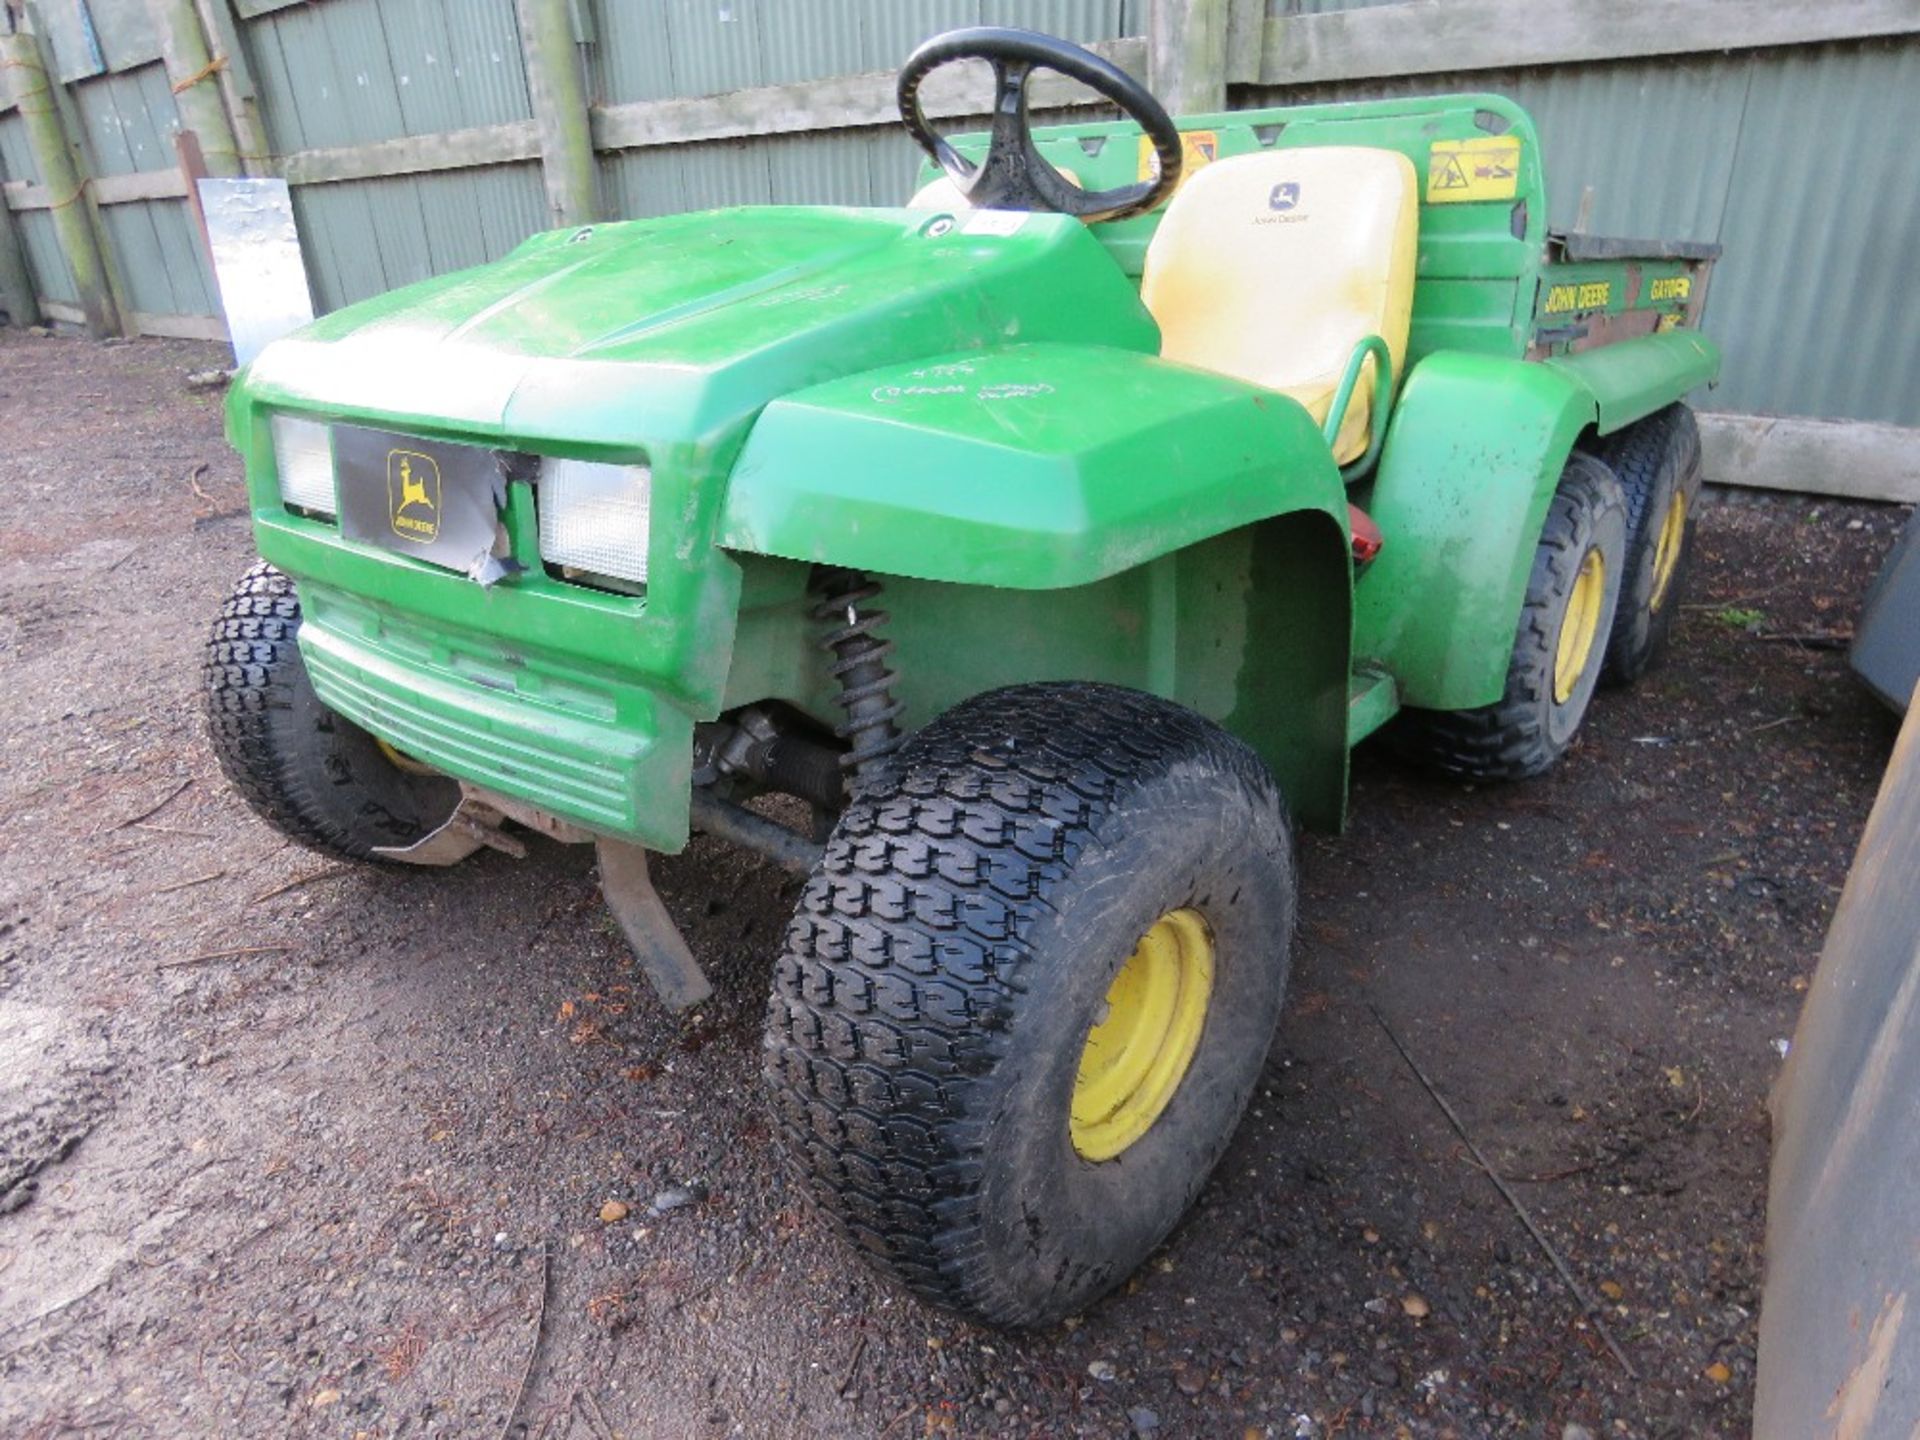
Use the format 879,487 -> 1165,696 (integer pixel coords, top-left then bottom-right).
764,683 -> 1295,1327
203,562 -> 458,862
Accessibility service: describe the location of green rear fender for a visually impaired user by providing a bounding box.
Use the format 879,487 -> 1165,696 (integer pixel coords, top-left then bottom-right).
1354,333 -> 1719,710
717,342 -> 1349,589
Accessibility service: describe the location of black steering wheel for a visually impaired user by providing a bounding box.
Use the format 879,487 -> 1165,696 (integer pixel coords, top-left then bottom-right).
897,27 -> 1183,224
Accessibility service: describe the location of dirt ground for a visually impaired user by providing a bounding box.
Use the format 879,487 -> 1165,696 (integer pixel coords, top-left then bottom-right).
0,329 -> 1906,1440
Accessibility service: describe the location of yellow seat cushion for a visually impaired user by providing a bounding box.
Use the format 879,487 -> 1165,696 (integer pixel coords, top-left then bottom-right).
1140,147 -> 1418,465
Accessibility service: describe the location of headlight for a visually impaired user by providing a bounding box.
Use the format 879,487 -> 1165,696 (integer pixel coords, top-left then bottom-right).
271,414 -> 336,517
538,458 -> 652,585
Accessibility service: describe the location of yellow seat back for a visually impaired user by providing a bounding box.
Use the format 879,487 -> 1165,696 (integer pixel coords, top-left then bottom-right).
1140,147 -> 1418,465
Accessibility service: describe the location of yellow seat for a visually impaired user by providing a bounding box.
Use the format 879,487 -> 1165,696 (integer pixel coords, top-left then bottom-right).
1140,147 -> 1418,465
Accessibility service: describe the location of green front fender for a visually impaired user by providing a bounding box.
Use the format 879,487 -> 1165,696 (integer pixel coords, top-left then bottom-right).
717,342 -> 1348,589
1354,336 -> 1717,711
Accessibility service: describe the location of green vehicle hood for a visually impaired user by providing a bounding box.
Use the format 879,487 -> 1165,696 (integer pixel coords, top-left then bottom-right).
232,206 -> 1161,451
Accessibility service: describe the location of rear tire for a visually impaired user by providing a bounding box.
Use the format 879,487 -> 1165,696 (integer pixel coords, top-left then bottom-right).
1590,403 -> 1702,685
764,683 -> 1295,1327
1387,453 -> 1628,780
203,562 -> 458,861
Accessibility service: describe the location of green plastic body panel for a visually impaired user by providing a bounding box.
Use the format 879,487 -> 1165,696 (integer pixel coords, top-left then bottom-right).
926,93 -> 1551,366
723,516 -> 1353,831
1352,331 -> 1719,711
1545,330 -> 1720,436
219,91 -> 1723,849
718,342 -> 1346,588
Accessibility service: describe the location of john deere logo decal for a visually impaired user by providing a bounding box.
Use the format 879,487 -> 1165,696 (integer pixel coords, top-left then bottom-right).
387,450 -> 440,542
1269,182 -> 1300,211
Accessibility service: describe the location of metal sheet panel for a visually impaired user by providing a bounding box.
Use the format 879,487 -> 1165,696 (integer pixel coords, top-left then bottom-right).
69,62 -> 178,178
243,0 -> 530,152
1758,693 -> 1920,1435
1239,36 -> 1920,425
16,209 -> 78,304
290,161 -> 546,312
592,0 -> 1131,104
0,111 -> 44,186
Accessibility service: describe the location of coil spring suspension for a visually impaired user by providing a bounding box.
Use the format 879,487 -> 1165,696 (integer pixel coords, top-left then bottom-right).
812,569 -> 904,778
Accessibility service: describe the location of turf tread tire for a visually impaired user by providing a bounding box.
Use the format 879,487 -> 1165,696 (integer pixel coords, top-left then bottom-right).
1589,402 -> 1702,685
764,682 -> 1294,1327
1387,453 -> 1628,780
203,561 -> 456,862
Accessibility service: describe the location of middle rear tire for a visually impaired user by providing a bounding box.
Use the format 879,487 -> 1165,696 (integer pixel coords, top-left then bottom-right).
764,682 -> 1295,1327
1387,452 -> 1628,780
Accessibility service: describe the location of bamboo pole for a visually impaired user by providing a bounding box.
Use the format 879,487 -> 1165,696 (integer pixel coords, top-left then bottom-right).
0,26 -> 118,336
515,0 -> 599,228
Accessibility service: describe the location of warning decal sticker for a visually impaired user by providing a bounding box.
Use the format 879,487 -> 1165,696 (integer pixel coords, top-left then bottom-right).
1426,135 -> 1522,204
1137,130 -> 1220,187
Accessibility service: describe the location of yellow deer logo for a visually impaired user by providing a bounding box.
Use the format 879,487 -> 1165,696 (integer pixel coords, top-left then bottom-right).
387,449 -> 440,541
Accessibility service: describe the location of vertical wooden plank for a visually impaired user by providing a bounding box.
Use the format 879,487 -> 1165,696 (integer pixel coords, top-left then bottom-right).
190,0 -> 270,173
0,194 -> 44,326
0,24 -> 120,335
515,0 -> 599,227
1149,0 -> 1229,116
147,0 -> 243,176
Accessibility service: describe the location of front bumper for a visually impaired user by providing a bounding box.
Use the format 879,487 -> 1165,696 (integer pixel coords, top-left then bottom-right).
288,573 -> 696,853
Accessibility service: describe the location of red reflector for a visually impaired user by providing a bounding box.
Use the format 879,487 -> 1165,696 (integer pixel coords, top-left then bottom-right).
1348,505 -> 1383,563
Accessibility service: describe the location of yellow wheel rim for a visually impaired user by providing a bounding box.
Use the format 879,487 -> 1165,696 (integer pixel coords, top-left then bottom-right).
1648,489 -> 1687,612
1071,909 -> 1215,1162
1553,548 -> 1607,705
377,738 -> 439,776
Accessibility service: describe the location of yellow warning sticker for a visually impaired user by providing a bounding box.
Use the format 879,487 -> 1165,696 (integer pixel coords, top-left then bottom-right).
1137,129 -> 1220,187
1426,135 -> 1522,204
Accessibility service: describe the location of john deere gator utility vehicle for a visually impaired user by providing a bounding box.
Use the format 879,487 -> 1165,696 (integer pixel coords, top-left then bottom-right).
205,29 -> 1720,1326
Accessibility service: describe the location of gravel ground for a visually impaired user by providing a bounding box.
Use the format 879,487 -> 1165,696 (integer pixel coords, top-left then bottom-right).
0,329 -> 1906,1439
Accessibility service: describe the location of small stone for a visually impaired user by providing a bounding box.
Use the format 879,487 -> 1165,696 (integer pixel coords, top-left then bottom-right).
1599,1280 -> 1624,1301
651,1183 -> 704,1215
310,1388 -> 342,1408
1129,1406 -> 1161,1433
1562,1425 -> 1597,1440
1172,1359 -> 1207,1396
1087,1359 -> 1117,1382
599,1200 -> 630,1223
1400,1294 -> 1430,1319
1704,1361 -> 1732,1384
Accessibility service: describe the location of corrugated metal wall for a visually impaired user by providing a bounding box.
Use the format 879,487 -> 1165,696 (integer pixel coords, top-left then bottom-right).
0,1 -> 1914,432
594,1 -> 1138,225
0,106 -> 77,307
237,0 -> 548,312
1238,35 -> 1920,426
0,0 -> 220,325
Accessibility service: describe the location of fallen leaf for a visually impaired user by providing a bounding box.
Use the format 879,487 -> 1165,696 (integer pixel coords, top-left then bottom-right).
599,1200 -> 630,1223
1599,1280 -> 1624,1301
1665,1066 -> 1687,1089
1704,1361 -> 1732,1384
311,1388 -> 342,1408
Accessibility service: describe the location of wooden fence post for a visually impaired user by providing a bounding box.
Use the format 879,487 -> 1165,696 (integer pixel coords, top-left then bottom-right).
1149,0 -> 1231,115
0,191 -> 42,327
148,0 -> 244,178
516,0 -> 599,228
0,25 -> 119,336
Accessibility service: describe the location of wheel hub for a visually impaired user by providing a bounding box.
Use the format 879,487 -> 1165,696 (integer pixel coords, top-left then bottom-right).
1649,489 -> 1687,612
1554,547 -> 1607,704
1071,908 -> 1215,1161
